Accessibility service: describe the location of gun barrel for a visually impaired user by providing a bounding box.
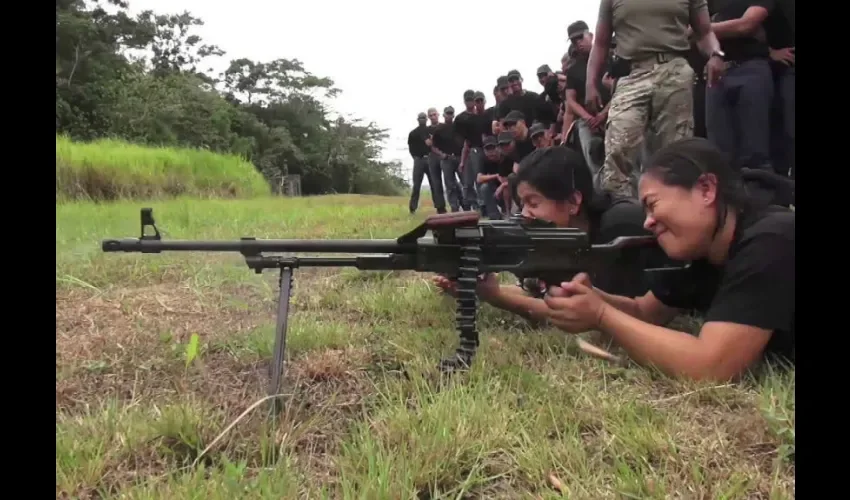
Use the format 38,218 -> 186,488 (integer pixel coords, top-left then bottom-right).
101,238 -> 411,255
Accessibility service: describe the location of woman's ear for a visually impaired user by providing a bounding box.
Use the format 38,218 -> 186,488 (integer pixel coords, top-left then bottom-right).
568,191 -> 583,214
697,173 -> 718,205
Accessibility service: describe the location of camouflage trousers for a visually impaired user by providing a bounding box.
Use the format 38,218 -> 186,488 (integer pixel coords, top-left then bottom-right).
599,56 -> 695,199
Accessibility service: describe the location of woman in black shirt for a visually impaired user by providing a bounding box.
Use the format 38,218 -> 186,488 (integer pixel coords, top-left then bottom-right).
543,138 -> 795,381
434,146 -> 665,324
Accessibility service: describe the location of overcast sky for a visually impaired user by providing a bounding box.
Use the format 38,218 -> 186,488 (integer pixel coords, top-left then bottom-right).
125,0 -> 599,184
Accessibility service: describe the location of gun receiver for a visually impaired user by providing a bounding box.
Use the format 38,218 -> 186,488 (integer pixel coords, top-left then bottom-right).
102,208 -> 658,411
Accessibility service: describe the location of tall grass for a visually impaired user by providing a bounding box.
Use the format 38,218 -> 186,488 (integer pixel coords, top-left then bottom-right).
56,135 -> 270,202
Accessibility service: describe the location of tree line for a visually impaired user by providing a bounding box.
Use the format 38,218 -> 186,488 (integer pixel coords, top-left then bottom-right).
56,0 -> 407,196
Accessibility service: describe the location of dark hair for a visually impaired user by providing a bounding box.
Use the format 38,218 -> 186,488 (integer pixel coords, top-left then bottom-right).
644,137 -> 752,235
513,146 -> 607,215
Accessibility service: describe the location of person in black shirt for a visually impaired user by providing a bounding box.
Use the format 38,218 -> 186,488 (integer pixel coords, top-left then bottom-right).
456,90 -> 484,213
565,20 -> 612,180
407,112 -> 444,214
707,0 -> 776,171
424,107 -> 447,212
543,138 -> 795,380
528,122 -> 551,149
434,145 -> 669,360
534,64 -> 561,136
497,70 -> 541,127
764,2 -> 795,178
501,111 -> 535,163
477,135 -> 513,219
536,64 -> 554,89
430,106 -> 465,212
485,78 -> 509,138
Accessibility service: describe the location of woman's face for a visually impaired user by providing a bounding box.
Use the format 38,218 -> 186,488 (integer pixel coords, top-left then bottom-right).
517,181 -> 577,227
638,172 -> 719,261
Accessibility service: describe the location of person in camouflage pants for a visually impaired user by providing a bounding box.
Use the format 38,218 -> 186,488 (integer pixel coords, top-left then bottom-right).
601,57 -> 696,197
585,0 -> 725,199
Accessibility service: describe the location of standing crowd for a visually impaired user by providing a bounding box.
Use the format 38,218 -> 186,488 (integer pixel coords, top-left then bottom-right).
416,0 -> 795,381
406,0 -> 794,218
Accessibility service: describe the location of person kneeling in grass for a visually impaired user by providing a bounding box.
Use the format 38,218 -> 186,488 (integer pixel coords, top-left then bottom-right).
542,138 -> 795,381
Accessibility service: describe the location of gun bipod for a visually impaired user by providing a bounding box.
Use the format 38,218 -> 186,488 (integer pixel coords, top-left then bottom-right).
268,263 -> 294,416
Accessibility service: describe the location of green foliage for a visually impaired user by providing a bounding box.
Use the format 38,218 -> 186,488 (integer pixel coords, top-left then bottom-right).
56,0 -> 406,196
56,135 -> 270,201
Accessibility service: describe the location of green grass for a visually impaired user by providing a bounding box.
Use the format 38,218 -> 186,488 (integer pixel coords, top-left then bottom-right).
56,194 -> 795,499
56,135 -> 270,202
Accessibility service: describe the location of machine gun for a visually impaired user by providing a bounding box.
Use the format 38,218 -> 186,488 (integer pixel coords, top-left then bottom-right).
102,209 -> 660,407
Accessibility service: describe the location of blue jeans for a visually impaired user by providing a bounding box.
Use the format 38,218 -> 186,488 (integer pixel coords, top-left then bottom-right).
440,156 -> 463,212
478,181 -> 502,219
769,67 -> 795,178
427,153 -> 447,212
462,148 -> 482,212
706,58 -> 774,171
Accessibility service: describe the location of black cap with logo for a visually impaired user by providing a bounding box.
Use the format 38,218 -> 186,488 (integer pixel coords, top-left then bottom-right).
568,20 -> 589,40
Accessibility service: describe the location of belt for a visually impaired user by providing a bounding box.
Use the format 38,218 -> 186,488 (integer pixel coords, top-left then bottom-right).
631,52 -> 682,70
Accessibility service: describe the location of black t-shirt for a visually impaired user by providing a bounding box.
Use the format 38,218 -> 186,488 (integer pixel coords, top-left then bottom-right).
407,125 -> 431,157
479,156 -> 513,187
427,124 -> 439,151
763,2 -> 794,75
496,91 -> 542,123
649,207 -> 795,364
535,94 -> 559,128
584,199 -> 674,297
566,56 -> 612,109
710,0 -> 775,62
455,110 -> 485,148
482,106 -> 498,139
432,122 -> 462,156
508,137 -> 535,163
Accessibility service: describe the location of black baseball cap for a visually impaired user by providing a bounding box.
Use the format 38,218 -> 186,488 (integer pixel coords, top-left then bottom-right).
473,90 -> 486,100
568,20 -> 589,40
497,131 -> 515,145
536,64 -> 552,76
496,75 -> 509,87
503,110 -> 526,124
529,122 -> 546,137
443,106 -> 455,114
506,69 -> 522,80
463,89 -> 475,101
483,135 -> 498,148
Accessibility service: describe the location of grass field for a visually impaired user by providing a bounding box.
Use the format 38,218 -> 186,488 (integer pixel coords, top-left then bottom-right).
56,135 -> 270,202
56,194 -> 795,499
